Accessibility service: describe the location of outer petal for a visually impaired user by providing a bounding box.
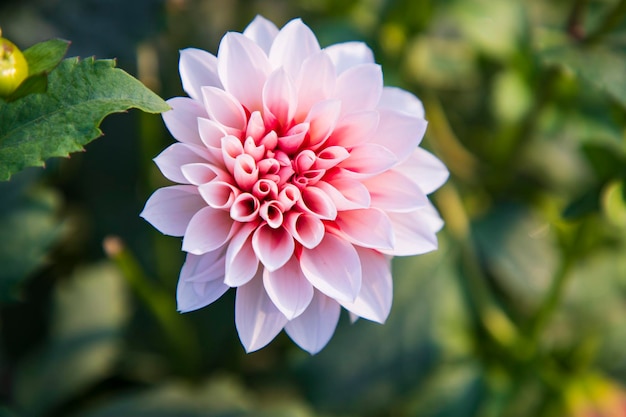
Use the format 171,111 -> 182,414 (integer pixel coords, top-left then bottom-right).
378,86 -> 425,119
224,222 -> 259,287
383,210 -> 439,256
263,256 -> 314,319
243,15 -> 279,54
338,143 -> 398,178
154,143 -> 210,184
339,247 -> 392,323
300,233 -> 362,302
327,110 -> 379,148
295,51 -> 335,120
269,18 -> 321,79
182,207 -> 237,255
324,41 -> 375,74
177,252 -> 228,312
285,291 -> 340,354
262,68 -> 297,130
315,179 -> 370,211
252,224 -> 295,272
235,274 -> 288,353
162,97 -> 207,146
201,86 -> 247,131
393,148 -> 449,194
217,32 -> 271,111
335,208 -> 394,250
369,108 -> 427,162
179,48 -> 222,101
334,63 -> 383,115
362,170 -> 429,212
140,185 -> 205,236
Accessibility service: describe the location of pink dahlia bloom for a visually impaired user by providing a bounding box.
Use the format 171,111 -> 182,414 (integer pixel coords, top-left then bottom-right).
141,16 -> 448,354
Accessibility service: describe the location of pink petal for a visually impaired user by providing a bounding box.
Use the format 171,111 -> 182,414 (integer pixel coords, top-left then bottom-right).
252,224 -> 295,271
154,143 -> 210,184
418,201 -> 445,232
277,122 -> 309,153
369,109 -> 427,162
263,256 -> 314,319
297,186 -> 337,220
269,18 -> 320,80
295,51 -> 335,120
162,97 -> 207,146
225,222 -> 259,287
300,233 -> 361,302
259,200 -> 284,229
230,193 -> 260,222
235,274 -> 288,353
339,247 -> 392,323
246,111 -> 266,143
320,178 -> 371,210
285,291 -> 340,354
335,208 -> 394,250
334,63 -> 383,116
339,143 -> 398,178
393,148 -> 449,194
278,184 -> 300,211
305,99 -> 342,149
233,154 -> 259,190
324,41 -> 375,74
201,86 -> 247,132
197,118 -> 228,164
179,48 -> 222,101
313,146 -> 349,170
217,32 -> 271,112
177,252 -> 228,312
362,170 -> 429,212
140,185 -> 205,236
198,181 -> 239,209
284,211 -> 324,249
221,135 -> 244,174
262,68 -> 297,130
327,110 -> 379,148
378,86 -> 425,119
243,15 -> 279,54
180,162 -> 220,185
182,207 -> 237,255
383,210 -> 439,256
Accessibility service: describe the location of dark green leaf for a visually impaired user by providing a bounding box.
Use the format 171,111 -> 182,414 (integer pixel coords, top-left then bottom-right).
4,73 -> 48,101
0,56 -> 169,181
0,176 -> 62,302
14,262 -> 130,416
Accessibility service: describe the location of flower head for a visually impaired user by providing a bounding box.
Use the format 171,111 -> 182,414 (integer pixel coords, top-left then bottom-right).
141,15 -> 448,354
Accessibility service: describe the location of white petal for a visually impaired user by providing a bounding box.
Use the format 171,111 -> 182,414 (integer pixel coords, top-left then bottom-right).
262,68 -> 297,129
235,274 -> 288,352
177,252 -> 228,312
162,97 -> 207,146
243,15 -> 279,54
285,291 -> 340,354
339,143 -> 398,178
179,48 -> 222,101
335,208 -> 394,250
269,18 -> 320,79
362,170 -> 429,212
393,148 -> 449,194
263,256 -> 314,319
334,63 -> 383,115
295,51 -> 336,120
340,247 -> 392,323
182,207 -> 237,255
378,86 -> 425,119
153,143 -> 210,184
324,41 -> 375,74
217,32 -> 271,112
383,210 -> 439,256
252,224 -> 295,272
140,186 -> 205,236
369,109 -> 427,162
201,86 -> 247,131
300,233 -> 361,302
224,222 -> 260,287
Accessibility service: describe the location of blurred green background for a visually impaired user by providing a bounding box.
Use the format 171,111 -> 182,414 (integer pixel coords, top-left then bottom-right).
1,0 -> 626,416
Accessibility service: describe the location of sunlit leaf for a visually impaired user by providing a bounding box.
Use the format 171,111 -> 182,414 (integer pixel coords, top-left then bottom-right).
0,56 -> 169,181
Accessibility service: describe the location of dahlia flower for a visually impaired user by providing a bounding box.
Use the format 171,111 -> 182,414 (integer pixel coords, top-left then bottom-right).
141,15 -> 448,354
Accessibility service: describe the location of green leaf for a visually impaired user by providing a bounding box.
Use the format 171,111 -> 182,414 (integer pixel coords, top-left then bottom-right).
14,262 -> 130,416
4,39 -> 71,101
0,173 -> 62,302
0,56 -> 169,181
541,43 -> 626,109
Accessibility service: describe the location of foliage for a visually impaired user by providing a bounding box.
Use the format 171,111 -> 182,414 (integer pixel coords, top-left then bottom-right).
1,0 -> 626,416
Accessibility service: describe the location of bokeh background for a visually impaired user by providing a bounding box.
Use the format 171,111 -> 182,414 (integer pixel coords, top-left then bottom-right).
1,0 -> 626,416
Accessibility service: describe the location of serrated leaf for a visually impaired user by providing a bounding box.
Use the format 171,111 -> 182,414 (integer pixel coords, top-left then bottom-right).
23,38 -> 70,76
0,56 -> 169,181
541,43 -> 626,109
